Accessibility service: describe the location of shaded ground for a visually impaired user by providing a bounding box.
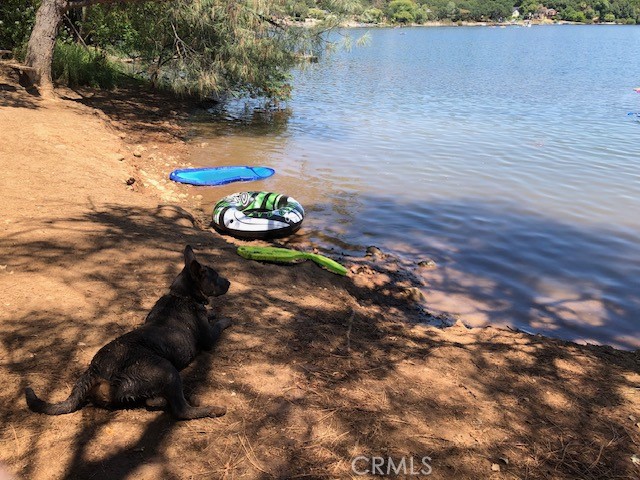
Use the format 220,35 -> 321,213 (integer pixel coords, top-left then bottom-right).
1,66 -> 639,479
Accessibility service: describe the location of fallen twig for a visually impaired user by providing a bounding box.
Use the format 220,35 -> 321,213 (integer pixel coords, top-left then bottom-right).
237,433 -> 271,476
345,309 -> 355,351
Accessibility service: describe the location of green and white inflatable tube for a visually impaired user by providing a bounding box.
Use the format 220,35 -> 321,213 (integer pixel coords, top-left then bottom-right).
212,191 -> 304,239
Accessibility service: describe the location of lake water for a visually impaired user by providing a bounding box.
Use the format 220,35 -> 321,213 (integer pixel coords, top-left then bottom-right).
189,25 -> 640,350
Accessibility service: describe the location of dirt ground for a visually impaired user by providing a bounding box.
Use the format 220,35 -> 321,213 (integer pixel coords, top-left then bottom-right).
1,66 -> 639,480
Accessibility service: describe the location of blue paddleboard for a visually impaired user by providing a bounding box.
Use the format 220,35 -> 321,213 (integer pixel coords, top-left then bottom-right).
169,166 -> 275,186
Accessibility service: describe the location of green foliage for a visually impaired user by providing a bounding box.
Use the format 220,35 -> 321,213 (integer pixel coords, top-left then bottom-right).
52,41 -> 120,88
414,4 -> 434,20
584,6 -> 596,18
308,7 -> 328,19
1,0 -> 358,99
360,7 -> 385,21
0,0 -> 38,51
472,0 -> 513,19
287,1 -> 310,19
359,0 -> 640,22
74,1 -> 316,99
76,3 -> 153,54
74,0 -> 372,99
560,5 -> 586,19
388,0 -> 419,22
441,1 -> 459,19
520,0 -> 542,16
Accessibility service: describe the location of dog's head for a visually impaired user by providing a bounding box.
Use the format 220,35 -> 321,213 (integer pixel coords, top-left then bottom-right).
176,245 -> 230,303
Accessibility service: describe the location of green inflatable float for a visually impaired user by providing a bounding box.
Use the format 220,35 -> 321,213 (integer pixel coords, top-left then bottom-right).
237,246 -> 347,276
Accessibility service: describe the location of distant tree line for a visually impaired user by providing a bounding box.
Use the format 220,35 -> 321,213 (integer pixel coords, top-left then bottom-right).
285,0 -> 640,24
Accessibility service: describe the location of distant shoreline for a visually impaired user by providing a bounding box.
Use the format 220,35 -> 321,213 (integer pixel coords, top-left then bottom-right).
334,19 -> 633,28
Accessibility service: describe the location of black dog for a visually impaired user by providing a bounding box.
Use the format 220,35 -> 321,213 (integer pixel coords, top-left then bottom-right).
25,245 -> 231,420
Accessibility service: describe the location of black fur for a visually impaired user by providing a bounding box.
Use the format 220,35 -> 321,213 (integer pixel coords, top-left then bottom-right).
25,245 -> 231,420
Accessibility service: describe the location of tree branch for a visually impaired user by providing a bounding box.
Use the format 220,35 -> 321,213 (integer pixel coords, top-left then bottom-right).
247,9 -> 287,30
63,14 -> 89,48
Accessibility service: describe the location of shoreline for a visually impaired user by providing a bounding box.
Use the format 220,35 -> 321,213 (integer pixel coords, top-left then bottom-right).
322,19 -> 627,29
1,65 -> 639,479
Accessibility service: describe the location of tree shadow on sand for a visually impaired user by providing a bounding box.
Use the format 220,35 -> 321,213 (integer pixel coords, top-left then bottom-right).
0,64 -> 42,108
62,80 -> 192,143
0,84 -> 40,109
0,199 -> 638,479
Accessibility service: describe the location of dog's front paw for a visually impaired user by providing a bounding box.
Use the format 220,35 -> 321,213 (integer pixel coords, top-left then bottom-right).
209,405 -> 227,417
217,317 -> 232,330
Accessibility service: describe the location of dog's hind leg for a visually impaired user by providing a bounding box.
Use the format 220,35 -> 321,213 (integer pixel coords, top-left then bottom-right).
118,356 -> 224,419
145,394 -> 201,409
163,370 -> 226,419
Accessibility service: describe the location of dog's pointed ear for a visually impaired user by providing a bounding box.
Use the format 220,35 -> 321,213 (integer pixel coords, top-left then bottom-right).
184,245 -> 203,279
184,245 -> 196,265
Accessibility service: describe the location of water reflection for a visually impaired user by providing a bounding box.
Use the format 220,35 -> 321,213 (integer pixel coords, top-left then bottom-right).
191,101 -> 292,137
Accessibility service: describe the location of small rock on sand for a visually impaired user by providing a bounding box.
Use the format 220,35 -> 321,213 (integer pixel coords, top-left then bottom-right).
365,246 -> 385,257
418,259 -> 437,269
404,287 -> 425,303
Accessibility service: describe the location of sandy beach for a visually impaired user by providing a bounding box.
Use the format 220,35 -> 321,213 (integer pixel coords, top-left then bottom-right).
1,64 -> 639,479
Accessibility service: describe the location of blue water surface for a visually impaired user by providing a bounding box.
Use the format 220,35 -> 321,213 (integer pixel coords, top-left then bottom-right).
192,25 -> 640,349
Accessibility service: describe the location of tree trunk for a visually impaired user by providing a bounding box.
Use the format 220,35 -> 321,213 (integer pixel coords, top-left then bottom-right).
25,0 -> 68,97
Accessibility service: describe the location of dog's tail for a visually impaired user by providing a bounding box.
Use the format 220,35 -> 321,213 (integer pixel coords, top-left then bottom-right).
25,369 -> 97,415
